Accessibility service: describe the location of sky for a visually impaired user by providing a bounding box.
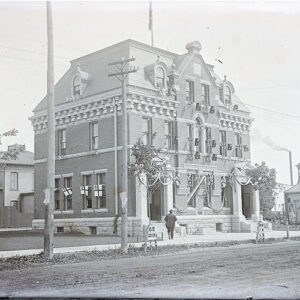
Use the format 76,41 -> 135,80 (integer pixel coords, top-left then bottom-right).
0,0 -> 300,186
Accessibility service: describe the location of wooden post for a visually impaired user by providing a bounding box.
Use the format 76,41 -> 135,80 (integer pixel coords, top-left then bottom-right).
108,57 -> 137,253
44,1 -> 55,262
121,77 -> 128,253
113,98 -> 118,217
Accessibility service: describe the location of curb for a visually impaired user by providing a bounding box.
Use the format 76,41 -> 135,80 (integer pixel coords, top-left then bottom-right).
1,235 -> 299,259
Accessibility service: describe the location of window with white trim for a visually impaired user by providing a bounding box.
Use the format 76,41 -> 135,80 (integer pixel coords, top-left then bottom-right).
219,130 -> 227,156
195,118 -> 203,153
205,127 -> 212,154
10,172 -> 18,190
224,86 -> 231,105
142,117 -> 152,146
89,122 -> 99,150
201,84 -> 210,106
63,177 -> 72,210
185,80 -> 194,103
164,121 -> 175,150
82,175 -> 92,209
54,178 -> 60,210
58,129 -> 66,155
95,173 -> 106,209
156,67 -> 165,89
187,124 -> 193,153
73,76 -> 81,96
235,133 -> 242,158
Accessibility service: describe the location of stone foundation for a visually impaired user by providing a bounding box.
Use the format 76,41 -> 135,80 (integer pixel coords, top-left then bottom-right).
177,215 -> 237,234
32,216 -> 149,236
32,214 -> 270,235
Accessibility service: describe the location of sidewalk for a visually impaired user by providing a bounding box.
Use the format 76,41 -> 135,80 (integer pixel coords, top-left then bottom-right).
1,230 -> 299,258
0,227 -> 32,232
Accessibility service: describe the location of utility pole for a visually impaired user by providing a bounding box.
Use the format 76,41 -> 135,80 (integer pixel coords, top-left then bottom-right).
44,1 -> 55,262
108,57 -> 138,253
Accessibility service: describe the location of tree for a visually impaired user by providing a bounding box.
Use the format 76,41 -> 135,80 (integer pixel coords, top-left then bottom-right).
0,129 -> 23,164
128,140 -> 172,215
246,161 -> 278,215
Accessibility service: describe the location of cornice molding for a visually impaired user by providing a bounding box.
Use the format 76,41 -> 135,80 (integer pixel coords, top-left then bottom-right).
218,111 -> 252,132
31,92 -> 179,133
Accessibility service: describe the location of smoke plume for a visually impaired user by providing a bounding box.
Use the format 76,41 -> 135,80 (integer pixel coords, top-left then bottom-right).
251,129 -> 290,152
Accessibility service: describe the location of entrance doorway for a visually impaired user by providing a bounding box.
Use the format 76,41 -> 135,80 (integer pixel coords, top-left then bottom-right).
242,192 -> 251,218
150,186 -> 162,221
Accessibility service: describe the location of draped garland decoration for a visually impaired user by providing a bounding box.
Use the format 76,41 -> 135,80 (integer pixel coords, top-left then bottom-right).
204,175 -> 226,213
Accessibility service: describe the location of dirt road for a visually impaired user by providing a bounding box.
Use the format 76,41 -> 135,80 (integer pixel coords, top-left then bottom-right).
1,240 -> 300,298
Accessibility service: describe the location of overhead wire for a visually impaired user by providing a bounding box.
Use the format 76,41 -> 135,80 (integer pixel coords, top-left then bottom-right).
0,53 -> 68,67
0,44 -> 71,61
1,41 -> 300,123
129,78 -> 300,121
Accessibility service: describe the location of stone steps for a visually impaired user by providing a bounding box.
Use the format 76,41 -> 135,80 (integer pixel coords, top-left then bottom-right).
150,221 -> 184,240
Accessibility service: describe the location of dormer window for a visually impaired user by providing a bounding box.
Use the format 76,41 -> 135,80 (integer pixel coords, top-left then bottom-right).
224,86 -> 231,105
155,67 -> 165,89
73,75 -> 81,96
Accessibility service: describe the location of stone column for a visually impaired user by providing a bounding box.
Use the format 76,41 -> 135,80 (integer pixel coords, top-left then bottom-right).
251,188 -> 260,221
164,169 -> 174,215
135,174 -> 148,219
231,176 -> 244,232
232,176 -> 243,216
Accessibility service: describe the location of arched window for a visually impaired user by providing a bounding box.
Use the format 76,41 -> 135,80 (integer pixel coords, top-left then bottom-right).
224,86 -> 231,104
155,67 -> 165,89
73,76 -> 81,96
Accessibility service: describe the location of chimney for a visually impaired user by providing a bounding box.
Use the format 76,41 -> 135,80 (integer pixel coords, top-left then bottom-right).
297,163 -> 300,184
8,144 -> 25,152
185,41 -> 202,54
289,151 -> 293,186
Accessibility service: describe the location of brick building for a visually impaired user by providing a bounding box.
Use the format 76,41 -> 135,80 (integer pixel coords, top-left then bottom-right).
31,39 -> 260,235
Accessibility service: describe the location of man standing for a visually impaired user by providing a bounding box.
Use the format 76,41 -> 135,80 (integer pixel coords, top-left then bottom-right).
164,209 -> 177,240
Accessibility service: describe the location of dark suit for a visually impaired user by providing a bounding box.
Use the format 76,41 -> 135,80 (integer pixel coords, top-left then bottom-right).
164,213 -> 177,239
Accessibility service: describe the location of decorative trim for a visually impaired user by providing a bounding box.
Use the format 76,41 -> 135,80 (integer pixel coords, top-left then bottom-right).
200,79 -> 211,86
62,173 -> 73,178
34,146 -> 123,164
81,209 -> 94,213
94,169 -> 107,174
80,170 -> 93,176
218,110 -> 252,132
31,91 -> 179,133
177,117 -> 220,128
184,163 -> 218,172
61,210 -> 74,214
94,208 -> 108,213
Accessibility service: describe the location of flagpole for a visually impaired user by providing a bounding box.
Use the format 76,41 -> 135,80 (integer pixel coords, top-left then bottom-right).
149,1 -> 154,47
151,26 -> 154,47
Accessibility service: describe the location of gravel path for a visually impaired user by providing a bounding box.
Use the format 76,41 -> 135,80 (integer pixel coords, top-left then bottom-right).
1,240 -> 300,298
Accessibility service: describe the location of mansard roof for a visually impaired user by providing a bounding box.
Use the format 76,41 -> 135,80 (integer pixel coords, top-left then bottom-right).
33,39 -> 250,115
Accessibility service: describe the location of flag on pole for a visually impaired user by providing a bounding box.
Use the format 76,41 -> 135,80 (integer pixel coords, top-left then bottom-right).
148,1 -> 153,31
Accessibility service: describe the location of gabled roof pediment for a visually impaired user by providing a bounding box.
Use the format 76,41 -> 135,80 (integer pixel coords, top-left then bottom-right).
174,52 -> 217,86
